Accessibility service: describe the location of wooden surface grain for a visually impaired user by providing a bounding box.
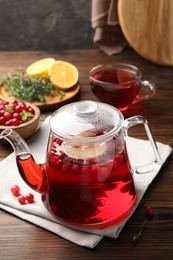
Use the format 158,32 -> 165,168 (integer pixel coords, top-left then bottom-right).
118,0 -> 173,66
0,49 -> 173,259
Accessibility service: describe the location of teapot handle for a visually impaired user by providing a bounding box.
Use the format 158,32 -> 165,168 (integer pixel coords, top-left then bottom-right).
124,115 -> 161,174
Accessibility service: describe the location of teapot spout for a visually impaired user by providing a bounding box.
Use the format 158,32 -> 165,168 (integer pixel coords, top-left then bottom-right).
0,129 -> 48,193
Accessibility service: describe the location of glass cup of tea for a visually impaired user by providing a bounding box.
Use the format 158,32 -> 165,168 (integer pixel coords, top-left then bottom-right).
90,63 -> 156,111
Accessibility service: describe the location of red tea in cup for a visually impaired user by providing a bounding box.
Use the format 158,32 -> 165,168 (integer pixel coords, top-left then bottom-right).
90,64 -> 156,111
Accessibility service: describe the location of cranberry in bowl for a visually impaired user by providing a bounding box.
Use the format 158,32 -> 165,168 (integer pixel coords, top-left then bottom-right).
0,100 -> 40,139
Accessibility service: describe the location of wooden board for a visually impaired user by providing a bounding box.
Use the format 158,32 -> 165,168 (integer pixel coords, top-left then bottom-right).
0,83 -> 80,111
118,0 -> 173,66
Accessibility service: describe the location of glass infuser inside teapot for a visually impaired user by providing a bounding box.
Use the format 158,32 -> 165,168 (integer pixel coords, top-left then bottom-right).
0,100 -> 161,229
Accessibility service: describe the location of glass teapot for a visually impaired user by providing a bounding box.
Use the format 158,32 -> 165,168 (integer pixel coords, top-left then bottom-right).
0,101 -> 161,229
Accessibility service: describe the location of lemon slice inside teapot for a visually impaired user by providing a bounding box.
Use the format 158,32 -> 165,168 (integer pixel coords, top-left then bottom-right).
61,141 -> 106,160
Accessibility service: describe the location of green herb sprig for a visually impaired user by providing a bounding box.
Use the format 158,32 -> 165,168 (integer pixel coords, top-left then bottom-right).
0,69 -> 65,103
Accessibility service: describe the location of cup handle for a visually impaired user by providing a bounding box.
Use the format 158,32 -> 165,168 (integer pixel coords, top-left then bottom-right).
124,116 -> 161,174
132,80 -> 156,104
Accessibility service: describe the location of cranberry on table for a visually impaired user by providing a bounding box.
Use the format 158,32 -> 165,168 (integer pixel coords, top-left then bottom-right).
10,185 -> 20,196
18,195 -> 26,205
26,193 -> 34,203
145,205 -> 154,216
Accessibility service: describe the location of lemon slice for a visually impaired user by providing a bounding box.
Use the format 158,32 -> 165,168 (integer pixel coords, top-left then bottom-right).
49,60 -> 79,89
61,142 -> 106,160
26,58 -> 55,77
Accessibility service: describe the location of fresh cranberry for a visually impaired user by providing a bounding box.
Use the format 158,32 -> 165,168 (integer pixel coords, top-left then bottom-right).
13,112 -> 21,120
10,101 -> 17,110
52,141 -> 58,149
0,110 -> 5,116
4,111 -> 12,121
55,138 -> 62,146
0,100 -> 8,106
71,165 -> 80,174
145,206 -> 154,217
11,118 -> 20,126
62,163 -> 71,172
14,105 -> 23,113
10,185 -> 20,196
5,119 -> 13,126
28,107 -> 35,114
18,195 -> 26,205
0,104 -> 5,110
26,193 -> 34,203
0,116 -> 6,125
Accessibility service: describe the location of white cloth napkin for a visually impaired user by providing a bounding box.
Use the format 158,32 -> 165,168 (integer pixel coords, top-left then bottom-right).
0,117 -> 172,248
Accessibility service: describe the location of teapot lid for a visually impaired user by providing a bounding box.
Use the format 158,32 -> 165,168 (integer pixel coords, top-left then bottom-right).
50,100 -> 124,143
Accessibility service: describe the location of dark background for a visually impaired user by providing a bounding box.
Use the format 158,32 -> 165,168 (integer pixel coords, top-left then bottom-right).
0,0 -> 95,50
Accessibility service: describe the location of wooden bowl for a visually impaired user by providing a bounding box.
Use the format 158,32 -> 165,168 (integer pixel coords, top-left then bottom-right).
0,103 -> 40,140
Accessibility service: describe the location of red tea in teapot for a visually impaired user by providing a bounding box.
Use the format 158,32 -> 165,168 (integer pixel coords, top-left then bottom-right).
38,134 -> 136,228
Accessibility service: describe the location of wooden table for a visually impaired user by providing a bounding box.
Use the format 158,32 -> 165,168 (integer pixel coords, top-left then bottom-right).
0,49 -> 173,259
